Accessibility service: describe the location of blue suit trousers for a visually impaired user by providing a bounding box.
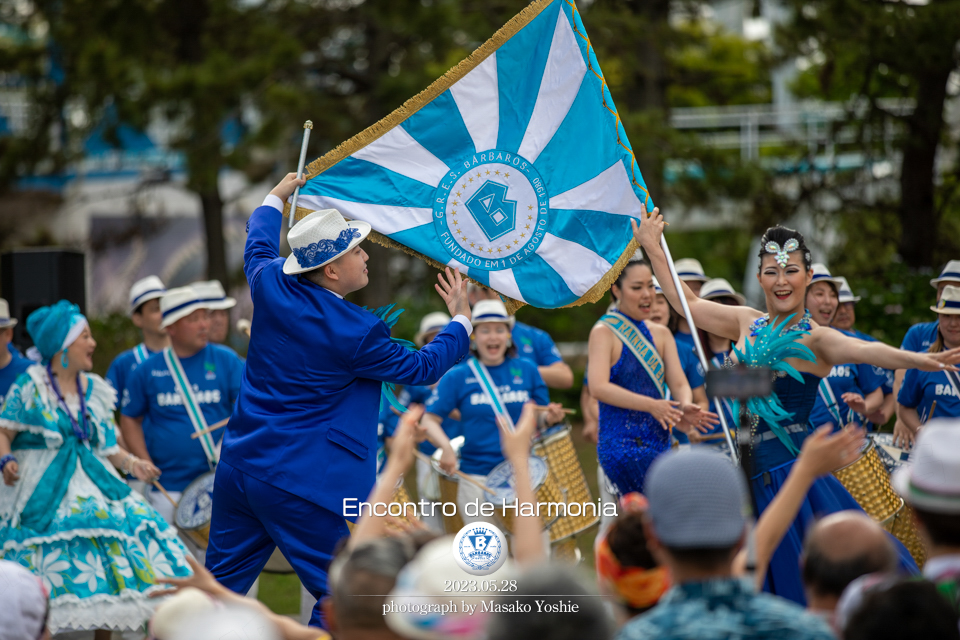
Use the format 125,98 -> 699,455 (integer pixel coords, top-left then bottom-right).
205,460 -> 351,628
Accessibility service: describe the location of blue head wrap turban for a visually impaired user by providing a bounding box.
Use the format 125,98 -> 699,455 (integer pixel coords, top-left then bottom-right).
26,300 -> 88,363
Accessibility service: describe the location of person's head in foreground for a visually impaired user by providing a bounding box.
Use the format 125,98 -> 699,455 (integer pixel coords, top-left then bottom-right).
470,299 -> 516,366
619,449 -> 835,640
485,564 -> 613,640
26,300 -> 94,371
284,207 -> 372,295
843,579 -> 960,640
893,419 -> 960,558
800,511 -> 897,614
326,537 -> 416,639
805,263 -> 841,326
0,560 -> 50,640
756,226 -> 813,318
160,286 -> 212,356
128,275 -> 167,341
191,280 -> 236,344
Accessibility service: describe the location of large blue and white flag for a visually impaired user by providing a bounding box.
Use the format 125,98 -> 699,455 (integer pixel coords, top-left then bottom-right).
288,0 -> 652,310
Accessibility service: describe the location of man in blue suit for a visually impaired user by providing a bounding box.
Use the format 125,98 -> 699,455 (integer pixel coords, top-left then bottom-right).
206,174 -> 472,627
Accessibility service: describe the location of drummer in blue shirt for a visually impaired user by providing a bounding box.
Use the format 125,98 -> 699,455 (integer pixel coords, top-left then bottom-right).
669,258 -> 709,355
421,299 -> 565,524
0,298 -> 31,400
898,285 -> 960,429
120,285 -> 244,559
893,260 -> 960,447
106,276 -> 170,405
806,265 -> 885,431
832,276 -> 896,428
468,284 -> 573,389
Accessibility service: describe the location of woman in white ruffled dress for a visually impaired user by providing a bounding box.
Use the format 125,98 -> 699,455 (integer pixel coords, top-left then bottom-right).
0,300 -> 191,635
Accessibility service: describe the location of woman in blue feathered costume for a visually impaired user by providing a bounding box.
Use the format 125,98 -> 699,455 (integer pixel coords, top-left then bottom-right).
635,210 -> 960,605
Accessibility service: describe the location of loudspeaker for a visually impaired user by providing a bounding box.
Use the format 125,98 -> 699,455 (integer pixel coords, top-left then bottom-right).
1,249 -> 86,350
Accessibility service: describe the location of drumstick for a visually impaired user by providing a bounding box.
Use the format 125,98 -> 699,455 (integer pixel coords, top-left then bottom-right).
152,481 -> 179,509
697,433 -> 728,442
925,401 -> 937,424
190,418 -> 230,439
533,406 -> 578,415
413,451 -> 499,494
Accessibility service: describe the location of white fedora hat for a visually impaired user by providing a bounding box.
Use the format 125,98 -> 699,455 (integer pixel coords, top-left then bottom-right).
128,275 -> 166,315
809,263 -> 842,292
414,311 -> 451,347
931,260 -> 960,288
932,285 -> 960,315
472,299 -> 515,327
700,278 -> 746,304
893,419 -> 960,513
673,258 -> 708,282
192,280 -> 236,310
0,297 -> 17,328
652,276 -> 664,295
283,209 -> 371,276
160,286 -> 212,329
835,276 -> 861,304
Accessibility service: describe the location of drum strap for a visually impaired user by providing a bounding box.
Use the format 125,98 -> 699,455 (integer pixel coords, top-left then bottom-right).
163,347 -> 218,465
596,311 -> 666,398
817,378 -> 844,427
133,343 -> 150,365
468,357 -> 515,432
945,369 -> 960,407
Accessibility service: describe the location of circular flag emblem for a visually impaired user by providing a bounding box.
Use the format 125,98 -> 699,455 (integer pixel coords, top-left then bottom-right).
452,522 -> 508,576
433,150 -> 549,272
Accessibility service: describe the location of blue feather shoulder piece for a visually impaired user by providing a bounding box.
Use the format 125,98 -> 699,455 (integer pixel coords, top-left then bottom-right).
732,313 -> 816,456
365,303 -> 415,414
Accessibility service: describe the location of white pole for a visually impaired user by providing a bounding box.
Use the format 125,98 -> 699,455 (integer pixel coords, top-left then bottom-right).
659,235 -> 740,465
288,120 -> 314,229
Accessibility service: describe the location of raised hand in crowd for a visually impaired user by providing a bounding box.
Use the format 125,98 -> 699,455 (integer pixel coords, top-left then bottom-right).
500,402 -> 547,565
268,172 -> 307,201
435,267 -> 471,320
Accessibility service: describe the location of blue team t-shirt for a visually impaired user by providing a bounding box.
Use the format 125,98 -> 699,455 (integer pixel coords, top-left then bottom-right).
512,321 -> 563,367
671,331 -> 706,444
809,331 -> 884,430
106,344 -> 162,407
382,384 -> 462,455
851,329 -> 894,394
0,350 -> 32,401
426,357 -> 548,475
901,321 -> 939,353
899,369 -> 960,422
121,344 -> 243,490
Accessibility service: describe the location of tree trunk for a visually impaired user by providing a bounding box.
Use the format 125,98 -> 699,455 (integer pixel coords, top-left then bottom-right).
200,188 -> 228,286
898,62 -> 953,267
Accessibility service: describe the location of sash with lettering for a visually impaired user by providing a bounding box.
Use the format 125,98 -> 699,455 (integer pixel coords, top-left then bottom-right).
595,311 -> 666,399
163,347 -> 218,465
817,378 -> 846,428
133,343 -> 150,365
286,0 -> 653,312
945,369 -> 960,414
468,357 -> 516,432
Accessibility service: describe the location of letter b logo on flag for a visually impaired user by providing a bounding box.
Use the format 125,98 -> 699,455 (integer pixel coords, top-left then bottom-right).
467,181 -> 516,241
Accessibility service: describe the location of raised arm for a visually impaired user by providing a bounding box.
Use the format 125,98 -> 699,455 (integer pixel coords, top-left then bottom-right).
814,328 -> 960,372
632,209 -> 755,341
244,174 -> 304,290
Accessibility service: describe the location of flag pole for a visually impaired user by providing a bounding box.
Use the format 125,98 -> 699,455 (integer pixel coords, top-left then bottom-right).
288,120 -> 314,229
658,235 -> 740,465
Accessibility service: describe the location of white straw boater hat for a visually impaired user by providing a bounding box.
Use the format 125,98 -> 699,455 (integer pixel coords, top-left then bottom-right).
700,278 -> 746,304
283,208 -> 371,275
673,258 -> 709,282
471,299 -> 515,327
930,260 -> 960,288
128,275 -> 166,315
160,286 -> 213,329
652,276 -> 664,295
836,276 -> 861,304
192,280 -> 236,310
893,419 -> 960,513
0,297 -> 17,328
810,263 -> 842,292
932,285 -> 960,315
415,311 -> 451,347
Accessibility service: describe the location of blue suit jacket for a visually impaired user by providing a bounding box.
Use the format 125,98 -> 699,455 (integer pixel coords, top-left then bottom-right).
222,204 -> 469,515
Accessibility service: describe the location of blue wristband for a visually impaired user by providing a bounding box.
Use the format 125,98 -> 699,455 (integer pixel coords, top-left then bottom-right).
0,454 -> 16,472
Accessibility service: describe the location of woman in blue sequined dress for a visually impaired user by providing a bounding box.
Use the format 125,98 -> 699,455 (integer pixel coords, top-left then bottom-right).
637,211 -> 960,605
588,259 -> 717,496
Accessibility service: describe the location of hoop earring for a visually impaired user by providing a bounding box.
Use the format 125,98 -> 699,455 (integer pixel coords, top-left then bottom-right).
60,351 -> 69,368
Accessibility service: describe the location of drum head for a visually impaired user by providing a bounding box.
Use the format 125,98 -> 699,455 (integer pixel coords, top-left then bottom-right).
175,471 -> 216,530
532,423 -> 571,446
484,456 -> 548,505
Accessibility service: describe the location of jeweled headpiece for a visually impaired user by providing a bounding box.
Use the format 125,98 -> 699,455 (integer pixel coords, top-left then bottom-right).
764,239 -> 800,269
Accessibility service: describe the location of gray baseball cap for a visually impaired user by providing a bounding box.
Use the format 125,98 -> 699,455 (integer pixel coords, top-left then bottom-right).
645,449 -> 751,548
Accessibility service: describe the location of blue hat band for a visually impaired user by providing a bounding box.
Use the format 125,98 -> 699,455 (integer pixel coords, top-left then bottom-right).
937,299 -> 960,310
292,228 -> 361,269
677,271 -> 704,278
474,313 -> 510,323
709,289 -> 735,297
811,274 -> 833,281
937,271 -> 960,281
130,288 -> 166,308
162,297 -> 225,319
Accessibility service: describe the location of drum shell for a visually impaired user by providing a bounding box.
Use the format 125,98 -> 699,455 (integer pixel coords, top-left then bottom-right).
384,482 -> 420,533
437,475 -> 465,534
532,425 -> 599,541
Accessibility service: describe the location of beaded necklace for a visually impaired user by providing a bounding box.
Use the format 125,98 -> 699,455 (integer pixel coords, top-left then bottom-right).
749,309 -> 812,338
45,363 -> 89,442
